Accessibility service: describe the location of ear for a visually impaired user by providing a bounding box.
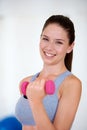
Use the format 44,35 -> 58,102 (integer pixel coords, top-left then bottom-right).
67,42 -> 75,53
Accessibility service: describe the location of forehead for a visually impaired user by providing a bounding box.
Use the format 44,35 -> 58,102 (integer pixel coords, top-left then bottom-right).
42,24 -> 68,40
43,23 -> 65,31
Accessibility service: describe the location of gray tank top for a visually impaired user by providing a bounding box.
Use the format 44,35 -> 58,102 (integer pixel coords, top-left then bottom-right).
15,71 -> 71,125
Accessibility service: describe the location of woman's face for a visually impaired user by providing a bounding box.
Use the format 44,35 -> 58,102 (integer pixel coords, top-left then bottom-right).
40,24 -> 74,66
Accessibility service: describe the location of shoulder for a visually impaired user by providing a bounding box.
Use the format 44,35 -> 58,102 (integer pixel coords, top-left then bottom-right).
65,73 -> 82,87
59,73 -> 82,98
20,75 -> 33,84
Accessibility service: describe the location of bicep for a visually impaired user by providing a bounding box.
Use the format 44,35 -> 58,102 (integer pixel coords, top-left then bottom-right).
53,82 -> 82,130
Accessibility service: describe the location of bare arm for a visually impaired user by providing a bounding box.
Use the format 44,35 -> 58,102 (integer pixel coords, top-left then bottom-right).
54,76 -> 82,130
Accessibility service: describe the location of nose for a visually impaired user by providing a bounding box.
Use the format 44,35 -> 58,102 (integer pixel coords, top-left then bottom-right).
46,42 -> 54,50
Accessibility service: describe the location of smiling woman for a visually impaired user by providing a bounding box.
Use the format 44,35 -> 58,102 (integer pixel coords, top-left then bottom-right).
40,24 -> 74,67
15,15 -> 82,130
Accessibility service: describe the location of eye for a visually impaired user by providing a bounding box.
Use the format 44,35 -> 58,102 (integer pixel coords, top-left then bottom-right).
55,41 -> 63,45
42,37 -> 49,41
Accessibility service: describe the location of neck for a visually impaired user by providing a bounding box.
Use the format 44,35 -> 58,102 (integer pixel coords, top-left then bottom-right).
40,63 -> 67,77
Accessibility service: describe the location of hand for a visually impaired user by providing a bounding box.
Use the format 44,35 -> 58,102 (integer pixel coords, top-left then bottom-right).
26,78 -> 46,103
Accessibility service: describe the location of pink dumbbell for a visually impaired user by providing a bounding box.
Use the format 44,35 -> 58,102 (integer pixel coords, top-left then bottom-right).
21,80 -> 55,98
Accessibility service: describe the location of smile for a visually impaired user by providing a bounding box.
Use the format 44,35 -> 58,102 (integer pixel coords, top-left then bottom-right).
44,52 -> 56,57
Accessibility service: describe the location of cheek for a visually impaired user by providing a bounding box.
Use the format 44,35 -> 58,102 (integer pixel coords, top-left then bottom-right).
39,44 -> 43,53
56,46 -> 68,55
40,42 -> 46,50
39,43 -> 44,54
56,46 -> 63,53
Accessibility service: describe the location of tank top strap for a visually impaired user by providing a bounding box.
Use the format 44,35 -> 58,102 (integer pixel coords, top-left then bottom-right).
54,70 -> 72,91
30,72 -> 40,82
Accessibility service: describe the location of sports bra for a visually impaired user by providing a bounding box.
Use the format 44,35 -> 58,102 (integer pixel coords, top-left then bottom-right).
15,70 -> 72,126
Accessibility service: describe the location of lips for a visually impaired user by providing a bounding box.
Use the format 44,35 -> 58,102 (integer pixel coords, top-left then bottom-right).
44,52 -> 56,57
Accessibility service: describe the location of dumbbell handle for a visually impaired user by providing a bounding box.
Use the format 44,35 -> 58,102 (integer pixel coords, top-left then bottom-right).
21,80 -> 55,97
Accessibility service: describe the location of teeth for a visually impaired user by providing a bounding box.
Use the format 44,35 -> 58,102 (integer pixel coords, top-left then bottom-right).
45,52 -> 54,57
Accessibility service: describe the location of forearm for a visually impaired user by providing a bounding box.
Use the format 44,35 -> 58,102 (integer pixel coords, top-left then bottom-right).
30,101 -> 56,130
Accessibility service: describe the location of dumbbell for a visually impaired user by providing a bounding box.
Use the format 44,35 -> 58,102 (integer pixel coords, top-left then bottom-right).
21,80 -> 55,98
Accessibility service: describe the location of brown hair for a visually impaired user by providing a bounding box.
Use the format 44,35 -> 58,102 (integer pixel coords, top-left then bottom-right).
42,15 -> 75,71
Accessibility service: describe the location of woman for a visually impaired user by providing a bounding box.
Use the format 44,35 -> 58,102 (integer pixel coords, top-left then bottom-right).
15,15 -> 82,130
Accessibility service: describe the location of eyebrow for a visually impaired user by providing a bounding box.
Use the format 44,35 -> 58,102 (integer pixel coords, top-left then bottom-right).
41,34 -> 65,42
41,34 -> 48,37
